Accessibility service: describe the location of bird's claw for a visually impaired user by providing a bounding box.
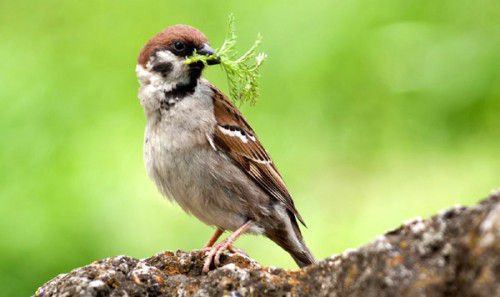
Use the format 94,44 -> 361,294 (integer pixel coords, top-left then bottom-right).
202,242 -> 223,273
202,242 -> 244,273
200,246 -> 212,252
227,245 -> 247,256
201,221 -> 253,273
214,244 -> 226,267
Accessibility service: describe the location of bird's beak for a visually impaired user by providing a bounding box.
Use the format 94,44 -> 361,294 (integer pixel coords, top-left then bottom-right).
198,43 -> 220,65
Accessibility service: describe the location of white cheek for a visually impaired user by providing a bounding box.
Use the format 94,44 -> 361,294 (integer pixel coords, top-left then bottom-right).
155,50 -> 177,62
135,50 -> 191,112
154,50 -> 187,81
135,51 -> 188,88
136,64 -> 156,84
136,64 -> 167,111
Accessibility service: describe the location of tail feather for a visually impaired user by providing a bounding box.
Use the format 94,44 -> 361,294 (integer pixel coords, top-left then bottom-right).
266,210 -> 316,268
289,241 -> 316,268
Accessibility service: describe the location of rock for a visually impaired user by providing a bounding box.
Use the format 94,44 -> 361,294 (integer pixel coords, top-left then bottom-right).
36,192 -> 500,297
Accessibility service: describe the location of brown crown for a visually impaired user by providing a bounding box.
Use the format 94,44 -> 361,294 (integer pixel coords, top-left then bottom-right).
137,25 -> 209,66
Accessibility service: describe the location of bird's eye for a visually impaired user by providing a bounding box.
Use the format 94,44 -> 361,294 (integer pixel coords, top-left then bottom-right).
172,41 -> 186,52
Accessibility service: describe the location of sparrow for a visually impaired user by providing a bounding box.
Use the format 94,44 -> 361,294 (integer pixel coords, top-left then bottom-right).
136,24 -> 315,272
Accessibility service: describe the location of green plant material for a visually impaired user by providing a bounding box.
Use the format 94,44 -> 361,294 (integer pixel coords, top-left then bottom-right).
185,14 -> 267,104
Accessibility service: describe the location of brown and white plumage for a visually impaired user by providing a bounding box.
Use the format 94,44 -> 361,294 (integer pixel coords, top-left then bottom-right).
136,24 -> 315,271
210,84 -> 306,226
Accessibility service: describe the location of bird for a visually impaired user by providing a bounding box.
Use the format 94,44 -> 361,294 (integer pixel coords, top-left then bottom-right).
136,24 -> 315,272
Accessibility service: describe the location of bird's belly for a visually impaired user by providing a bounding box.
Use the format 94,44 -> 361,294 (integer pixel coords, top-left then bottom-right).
145,137 -> 261,232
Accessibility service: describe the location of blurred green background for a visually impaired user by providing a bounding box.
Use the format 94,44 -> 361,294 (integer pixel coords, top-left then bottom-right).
1,0 -> 499,295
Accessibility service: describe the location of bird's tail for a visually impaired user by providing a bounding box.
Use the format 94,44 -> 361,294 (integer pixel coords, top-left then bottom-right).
288,238 -> 316,268
266,211 -> 316,268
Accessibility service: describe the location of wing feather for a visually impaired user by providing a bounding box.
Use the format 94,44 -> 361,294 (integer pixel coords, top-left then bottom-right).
209,84 -> 306,226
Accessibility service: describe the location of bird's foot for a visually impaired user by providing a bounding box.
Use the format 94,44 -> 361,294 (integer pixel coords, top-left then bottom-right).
213,240 -> 233,267
202,242 -> 246,273
201,244 -> 238,253
200,246 -> 212,252
202,221 -> 253,273
202,242 -> 224,273
227,245 -> 247,256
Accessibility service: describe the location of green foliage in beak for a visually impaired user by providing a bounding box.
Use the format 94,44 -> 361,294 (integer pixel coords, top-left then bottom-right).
185,14 -> 267,104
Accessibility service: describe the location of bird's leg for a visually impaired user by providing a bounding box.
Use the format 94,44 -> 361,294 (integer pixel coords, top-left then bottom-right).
204,228 -> 245,255
214,221 -> 253,266
203,228 -> 224,249
225,242 -> 249,256
203,220 -> 253,272
227,245 -> 245,254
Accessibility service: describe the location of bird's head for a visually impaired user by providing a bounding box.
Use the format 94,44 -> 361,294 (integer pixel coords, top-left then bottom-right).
136,25 -> 219,87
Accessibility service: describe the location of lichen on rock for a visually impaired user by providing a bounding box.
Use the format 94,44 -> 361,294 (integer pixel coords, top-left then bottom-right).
36,192 -> 500,296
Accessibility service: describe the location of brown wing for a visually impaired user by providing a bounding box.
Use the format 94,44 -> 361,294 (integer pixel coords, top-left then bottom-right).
208,84 -> 306,226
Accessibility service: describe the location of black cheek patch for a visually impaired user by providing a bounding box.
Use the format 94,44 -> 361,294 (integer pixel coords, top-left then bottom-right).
152,62 -> 173,77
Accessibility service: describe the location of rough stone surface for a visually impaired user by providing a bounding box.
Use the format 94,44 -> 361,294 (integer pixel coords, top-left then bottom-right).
36,192 -> 500,296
